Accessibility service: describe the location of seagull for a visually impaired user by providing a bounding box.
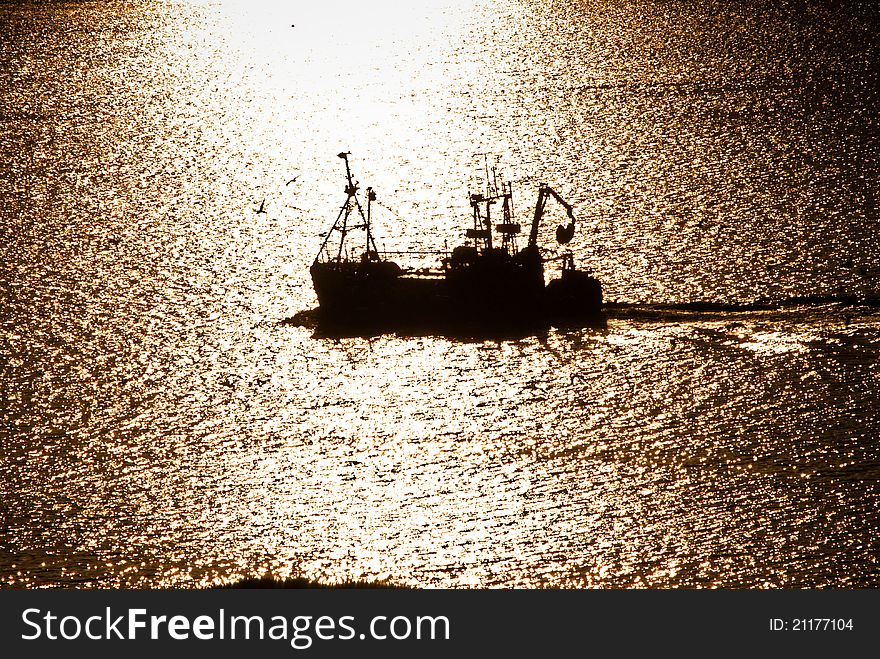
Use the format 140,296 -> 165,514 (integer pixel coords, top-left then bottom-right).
254,199 -> 267,214
286,175 -> 300,186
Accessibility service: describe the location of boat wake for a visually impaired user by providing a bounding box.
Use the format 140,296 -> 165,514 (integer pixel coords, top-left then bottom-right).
605,294 -> 880,322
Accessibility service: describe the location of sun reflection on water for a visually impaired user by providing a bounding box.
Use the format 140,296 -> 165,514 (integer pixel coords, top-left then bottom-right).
1,0 -> 879,589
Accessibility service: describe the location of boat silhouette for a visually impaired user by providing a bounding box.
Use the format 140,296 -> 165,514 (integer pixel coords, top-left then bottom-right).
309,152 -> 603,333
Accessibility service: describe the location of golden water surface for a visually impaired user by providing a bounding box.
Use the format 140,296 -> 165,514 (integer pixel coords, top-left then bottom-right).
1,0 -> 878,587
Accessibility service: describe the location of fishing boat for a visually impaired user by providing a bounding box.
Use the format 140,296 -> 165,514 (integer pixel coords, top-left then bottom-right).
309,152 -> 602,331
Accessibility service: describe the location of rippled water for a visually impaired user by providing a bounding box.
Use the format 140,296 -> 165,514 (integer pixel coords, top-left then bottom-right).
1,0 -> 879,588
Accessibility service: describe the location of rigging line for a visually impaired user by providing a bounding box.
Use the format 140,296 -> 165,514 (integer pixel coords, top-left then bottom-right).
373,200 -> 405,222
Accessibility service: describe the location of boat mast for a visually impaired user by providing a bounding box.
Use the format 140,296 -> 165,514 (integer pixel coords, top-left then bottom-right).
366,186 -> 376,257
498,180 -> 518,253
467,154 -> 500,253
313,152 -> 378,264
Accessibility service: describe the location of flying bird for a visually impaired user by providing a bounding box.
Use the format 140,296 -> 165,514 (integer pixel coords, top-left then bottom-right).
254,199 -> 267,214
286,175 -> 300,186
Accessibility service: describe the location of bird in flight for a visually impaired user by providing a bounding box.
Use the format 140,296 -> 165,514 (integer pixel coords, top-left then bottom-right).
286,175 -> 300,186
255,199 -> 267,214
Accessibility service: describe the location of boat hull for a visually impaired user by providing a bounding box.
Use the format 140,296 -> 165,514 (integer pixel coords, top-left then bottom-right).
310,257 -> 603,332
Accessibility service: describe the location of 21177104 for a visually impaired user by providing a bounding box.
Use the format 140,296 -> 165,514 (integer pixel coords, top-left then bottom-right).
770,618 -> 854,631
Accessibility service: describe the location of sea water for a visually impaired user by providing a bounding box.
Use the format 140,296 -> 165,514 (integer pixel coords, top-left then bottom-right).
1,0 -> 878,587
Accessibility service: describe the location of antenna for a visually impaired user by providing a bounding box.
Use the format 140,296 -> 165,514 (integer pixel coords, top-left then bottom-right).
486,156 -> 491,197
366,186 -> 377,256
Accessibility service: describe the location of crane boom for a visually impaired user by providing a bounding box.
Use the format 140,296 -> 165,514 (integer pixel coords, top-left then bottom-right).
529,184 -> 576,248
